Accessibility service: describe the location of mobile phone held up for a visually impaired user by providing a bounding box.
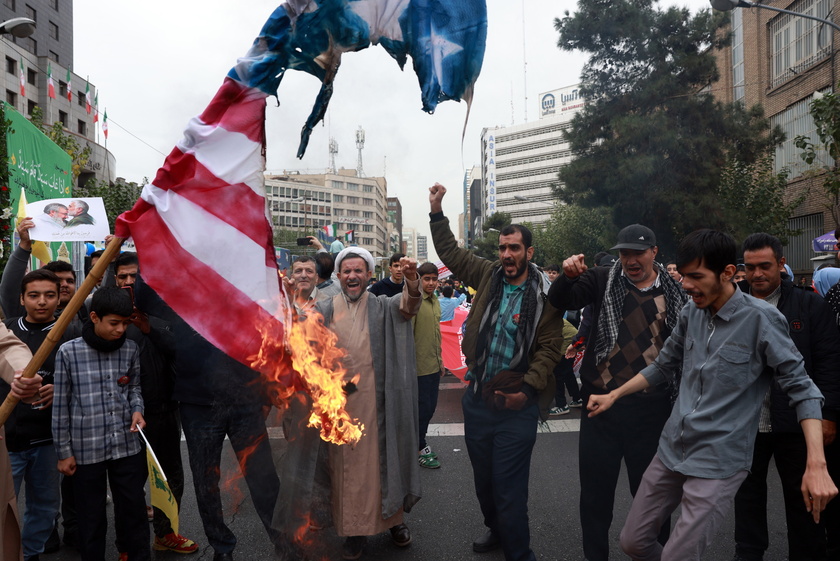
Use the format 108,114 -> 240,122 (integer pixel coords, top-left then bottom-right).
297,237 -> 312,246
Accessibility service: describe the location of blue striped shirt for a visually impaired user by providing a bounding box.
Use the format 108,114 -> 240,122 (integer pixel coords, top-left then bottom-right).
52,338 -> 144,465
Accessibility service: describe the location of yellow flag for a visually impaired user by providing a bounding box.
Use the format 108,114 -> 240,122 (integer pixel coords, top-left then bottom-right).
16,189 -> 52,263
146,447 -> 179,533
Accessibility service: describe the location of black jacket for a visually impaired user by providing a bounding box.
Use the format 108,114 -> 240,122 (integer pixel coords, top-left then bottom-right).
0,317 -> 81,451
738,279 -> 840,430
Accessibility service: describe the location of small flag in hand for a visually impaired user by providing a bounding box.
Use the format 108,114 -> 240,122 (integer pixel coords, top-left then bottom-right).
146,447 -> 179,533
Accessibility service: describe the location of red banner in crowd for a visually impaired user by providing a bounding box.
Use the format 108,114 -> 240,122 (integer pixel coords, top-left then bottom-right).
440,305 -> 469,382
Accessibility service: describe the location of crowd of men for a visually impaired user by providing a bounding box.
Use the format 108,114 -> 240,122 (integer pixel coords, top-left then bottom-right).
0,183 -> 838,561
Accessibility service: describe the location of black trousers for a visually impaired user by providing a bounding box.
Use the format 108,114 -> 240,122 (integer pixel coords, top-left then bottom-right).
418,373 -> 441,451
734,431 -> 831,561
462,387 -> 538,561
579,393 -> 671,561
553,357 -> 581,407
73,451 -> 150,561
180,401 -> 280,555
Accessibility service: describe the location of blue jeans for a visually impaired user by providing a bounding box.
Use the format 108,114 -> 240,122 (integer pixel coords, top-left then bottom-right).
10,445 -> 60,559
180,402 -> 280,555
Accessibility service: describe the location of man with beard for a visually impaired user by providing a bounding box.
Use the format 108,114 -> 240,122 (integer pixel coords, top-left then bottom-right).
549,224 -> 687,561
588,229 -> 836,561
429,184 -> 567,561
64,200 -> 95,228
308,247 -> 421,560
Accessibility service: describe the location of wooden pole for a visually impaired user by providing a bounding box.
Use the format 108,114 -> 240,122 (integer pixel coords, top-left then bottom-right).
0,236 -> 125,427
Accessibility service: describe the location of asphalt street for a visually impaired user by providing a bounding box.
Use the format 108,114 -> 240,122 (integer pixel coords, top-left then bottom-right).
42,381 -> 792,561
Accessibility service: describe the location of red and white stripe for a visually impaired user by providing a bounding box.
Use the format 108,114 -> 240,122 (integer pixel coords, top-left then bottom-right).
116,78 -> 286,371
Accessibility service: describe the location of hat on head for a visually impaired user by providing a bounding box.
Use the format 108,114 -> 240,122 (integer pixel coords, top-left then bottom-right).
598,254 -> 618,267
611,224 -> 657,251
335,247 -> 375,273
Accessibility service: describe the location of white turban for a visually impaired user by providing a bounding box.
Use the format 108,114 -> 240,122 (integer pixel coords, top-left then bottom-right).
335,246 -> 376,273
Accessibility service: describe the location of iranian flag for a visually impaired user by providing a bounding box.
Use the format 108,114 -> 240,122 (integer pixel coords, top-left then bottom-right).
102,109 -> 108,138
47,64 -> 56,99
93,92 -> 99,122
85,80 -> 91,114
323,224 -> 338,238
66,68 -> 72,101
18,58 -> 25,96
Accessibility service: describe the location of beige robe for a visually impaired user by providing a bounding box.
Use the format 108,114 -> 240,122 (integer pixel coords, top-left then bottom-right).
328,291 -> 403,536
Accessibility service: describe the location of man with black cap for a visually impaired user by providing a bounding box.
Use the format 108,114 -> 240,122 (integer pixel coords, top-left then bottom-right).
549,224 -> 687,561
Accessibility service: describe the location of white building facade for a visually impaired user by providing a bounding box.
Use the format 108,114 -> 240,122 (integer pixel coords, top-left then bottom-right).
480,84 -> 585,228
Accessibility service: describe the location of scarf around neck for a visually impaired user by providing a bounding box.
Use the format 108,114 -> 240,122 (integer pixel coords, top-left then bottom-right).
82,319 -> 127,353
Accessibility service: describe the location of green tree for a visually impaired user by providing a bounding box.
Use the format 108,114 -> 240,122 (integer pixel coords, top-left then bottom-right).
29,106 -> 90,181
555,0 -> 783,257
717,155 -> 804,245
794,89 -> 840,227
0,105 -> 13,269
73,178 -> 145,231
531,204 -> 617,266
472,211 -> 512,260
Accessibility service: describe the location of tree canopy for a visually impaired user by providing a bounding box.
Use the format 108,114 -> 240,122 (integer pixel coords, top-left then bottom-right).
555,0 -> 783,256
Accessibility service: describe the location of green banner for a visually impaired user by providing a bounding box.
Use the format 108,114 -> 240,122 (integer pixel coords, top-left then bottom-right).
5,102 -> 72,206
4,103 -> 74,264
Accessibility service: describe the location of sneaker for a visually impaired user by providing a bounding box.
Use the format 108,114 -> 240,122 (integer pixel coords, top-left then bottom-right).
153,533 -> 199,554
419,445 -> 438,459
419,453 -> 441,469
568,399 -> 584,408
549,405 -> 570,416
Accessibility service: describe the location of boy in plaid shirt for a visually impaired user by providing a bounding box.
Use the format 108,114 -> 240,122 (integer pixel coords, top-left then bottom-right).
52,287 -> 149,561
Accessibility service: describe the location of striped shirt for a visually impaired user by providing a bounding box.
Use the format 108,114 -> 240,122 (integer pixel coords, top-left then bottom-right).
52,338 -> 143,465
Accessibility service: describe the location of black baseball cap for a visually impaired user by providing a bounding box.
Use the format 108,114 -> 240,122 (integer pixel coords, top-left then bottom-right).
611,224 -> 657,251
598,254 -> 618,267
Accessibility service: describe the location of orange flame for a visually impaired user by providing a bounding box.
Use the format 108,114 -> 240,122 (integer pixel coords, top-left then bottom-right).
251,310 -> 364,446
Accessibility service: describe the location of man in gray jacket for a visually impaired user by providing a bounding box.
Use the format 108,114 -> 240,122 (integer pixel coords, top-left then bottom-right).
588,229 -> 837,561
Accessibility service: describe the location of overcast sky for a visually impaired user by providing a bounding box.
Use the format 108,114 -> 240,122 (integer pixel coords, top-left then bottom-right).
74,0 -> 712,260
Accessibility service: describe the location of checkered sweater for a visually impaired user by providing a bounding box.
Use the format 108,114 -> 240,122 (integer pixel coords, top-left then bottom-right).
52,338 -> 143,465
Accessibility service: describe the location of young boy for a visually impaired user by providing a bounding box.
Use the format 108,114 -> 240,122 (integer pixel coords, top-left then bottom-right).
414,262 -> 443,468
2,270 -> 82,561
52,287 -> 149,561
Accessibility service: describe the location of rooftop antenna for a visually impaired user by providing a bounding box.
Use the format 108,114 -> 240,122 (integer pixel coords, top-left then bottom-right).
328,137 -> 338,174
355,126 -> 365,178
510,82 -> 515,125
522,0 -> 528,122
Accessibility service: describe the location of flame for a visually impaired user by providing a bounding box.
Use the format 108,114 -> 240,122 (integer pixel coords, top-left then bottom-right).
251,310 -> 364,446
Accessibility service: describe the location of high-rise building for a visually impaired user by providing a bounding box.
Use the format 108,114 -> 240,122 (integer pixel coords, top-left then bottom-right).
416,235 -> 427,262
402,227 -> 416,258
0,0 -> 114,186
386,197 -> 403,254
265,169 -> 390,258
480,84 -> 585,228
463,165 -> 480,245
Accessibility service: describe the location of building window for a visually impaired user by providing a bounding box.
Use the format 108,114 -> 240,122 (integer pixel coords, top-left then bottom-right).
772,90 -> 833,177
58,110 -> 67,127
362,224 -> 373,232
27,67 -> 36,85
49,21 -> 59,40
348,196 -> 359,204
77,91 -> 84,106
347,183 -> 359,191
49,51 -> 59,63
6,90 -> 16,105
770,0 -> 833,88
332,181 -> 344,189
50,0 -> 57,10
5,57 -> 15,75
27,37 -> 36,53
25,3 -> 35,19
363,185 -> 373,192
27,100 -> 37,115
77,119 -> 86,136
333,194 -> 343,203
363,211 -> 373,218
4,0 -> 15,9
732,9 -> 745,101
58,80 -> 67,98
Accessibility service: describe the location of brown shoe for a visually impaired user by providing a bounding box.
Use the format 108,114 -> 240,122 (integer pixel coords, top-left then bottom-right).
389,524 -> 411,547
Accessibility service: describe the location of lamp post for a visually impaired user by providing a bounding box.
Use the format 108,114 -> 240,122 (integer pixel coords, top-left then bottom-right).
0,17 -> 36,38
709,0 -> 840,33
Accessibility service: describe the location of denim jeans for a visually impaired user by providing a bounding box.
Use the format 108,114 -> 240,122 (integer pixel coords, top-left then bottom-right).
10,445 -> 60,559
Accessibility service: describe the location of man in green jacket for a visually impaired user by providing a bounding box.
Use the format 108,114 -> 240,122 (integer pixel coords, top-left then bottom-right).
429,183 -> 567,561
